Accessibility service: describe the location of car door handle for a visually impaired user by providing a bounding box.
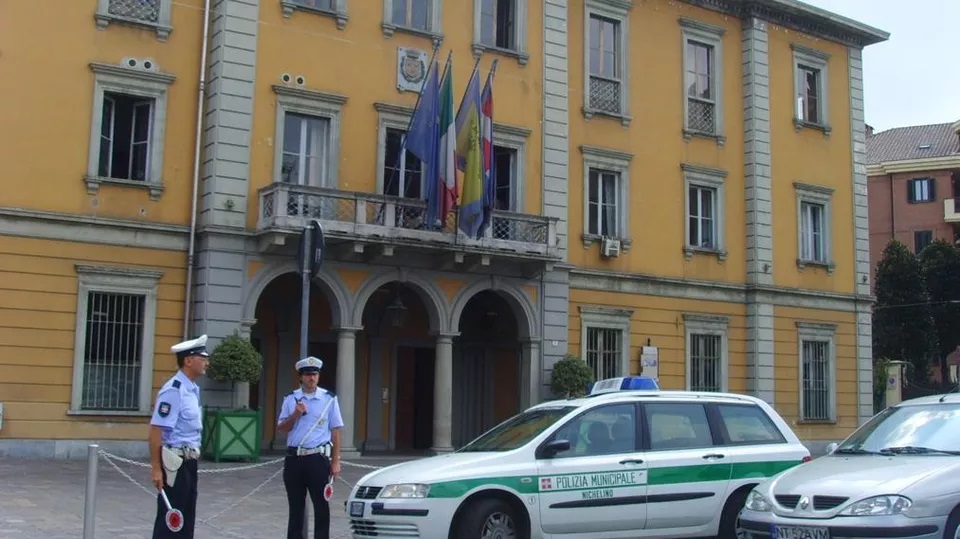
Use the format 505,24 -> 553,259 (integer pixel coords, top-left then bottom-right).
702,453 -> 725,460
619,458 -> 644,465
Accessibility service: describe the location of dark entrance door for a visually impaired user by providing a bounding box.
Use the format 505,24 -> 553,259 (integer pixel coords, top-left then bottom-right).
395,346 -> 435,452
309,341 -> 338,393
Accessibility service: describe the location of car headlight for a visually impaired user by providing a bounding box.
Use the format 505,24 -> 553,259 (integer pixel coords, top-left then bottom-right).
745,489 -> 773,512
838,495 -> 912,516
379,484 -> 430,498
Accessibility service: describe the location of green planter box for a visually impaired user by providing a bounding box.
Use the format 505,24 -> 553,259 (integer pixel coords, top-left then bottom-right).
202,406 -> 262,462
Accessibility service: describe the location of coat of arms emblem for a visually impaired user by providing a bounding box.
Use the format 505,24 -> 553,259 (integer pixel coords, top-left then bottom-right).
397,47 -> 427,92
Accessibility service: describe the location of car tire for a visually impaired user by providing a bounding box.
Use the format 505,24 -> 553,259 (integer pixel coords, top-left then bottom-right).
944,507 -> 960,539
454,497 -> 522,539
717,487 -> 752,539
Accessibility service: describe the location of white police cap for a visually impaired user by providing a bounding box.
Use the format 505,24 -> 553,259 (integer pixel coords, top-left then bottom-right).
295,356 -> 323,373
172,334 -> 209,359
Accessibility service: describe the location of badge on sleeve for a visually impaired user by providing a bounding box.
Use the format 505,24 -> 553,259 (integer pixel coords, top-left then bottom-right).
158,402 -> 171,417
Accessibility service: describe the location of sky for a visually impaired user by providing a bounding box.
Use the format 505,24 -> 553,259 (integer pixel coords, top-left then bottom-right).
800,0 -> 959,133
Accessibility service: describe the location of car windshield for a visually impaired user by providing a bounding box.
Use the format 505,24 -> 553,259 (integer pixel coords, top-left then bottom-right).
458,406 -> 577,452
837,402 -> 960,455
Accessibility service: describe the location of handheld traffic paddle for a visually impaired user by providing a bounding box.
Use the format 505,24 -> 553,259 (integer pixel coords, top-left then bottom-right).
323,476 -> 334,501
159,487 -> 185,532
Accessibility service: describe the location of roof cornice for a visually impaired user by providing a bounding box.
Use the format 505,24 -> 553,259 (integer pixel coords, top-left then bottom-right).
867,155 -> 960,176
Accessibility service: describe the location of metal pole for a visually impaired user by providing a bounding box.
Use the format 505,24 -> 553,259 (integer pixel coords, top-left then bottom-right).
299,226 -> 311,538
82,443 -> 99,539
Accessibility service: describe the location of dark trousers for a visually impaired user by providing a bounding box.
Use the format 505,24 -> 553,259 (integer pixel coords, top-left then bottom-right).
153,458 -> 199,539
283,452 -> 332,539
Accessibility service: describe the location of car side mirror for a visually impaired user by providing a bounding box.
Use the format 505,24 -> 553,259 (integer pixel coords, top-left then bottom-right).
539,439 -> 571,459
825,442 -> 839,454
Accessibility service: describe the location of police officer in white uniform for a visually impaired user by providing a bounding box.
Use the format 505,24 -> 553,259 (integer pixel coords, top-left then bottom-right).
149,334 -> 209,539
277,356 -> 344,539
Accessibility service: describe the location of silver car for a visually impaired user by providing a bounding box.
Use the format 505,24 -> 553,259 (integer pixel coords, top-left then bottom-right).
737,393 -> 960,539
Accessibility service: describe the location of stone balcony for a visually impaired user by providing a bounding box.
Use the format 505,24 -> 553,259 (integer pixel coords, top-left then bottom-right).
256,182 -> 561,271
945,198 -> 960,223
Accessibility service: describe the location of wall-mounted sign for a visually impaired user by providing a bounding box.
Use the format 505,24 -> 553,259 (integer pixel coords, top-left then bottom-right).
397,47 -> 428,93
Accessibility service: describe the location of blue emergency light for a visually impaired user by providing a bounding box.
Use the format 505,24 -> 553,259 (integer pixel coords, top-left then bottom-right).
588,376 -> 659,395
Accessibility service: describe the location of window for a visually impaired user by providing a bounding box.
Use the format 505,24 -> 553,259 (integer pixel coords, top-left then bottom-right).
682,163 -> 727,260
95,0 -> 173,41
797,321 -> 836,422
715,404 -> 786,445
460,405 -> 577,452
70,264 -> 161,415
583,0 -> 631,125
281,0 -> 349,29
907,178 -> 936,203
273,84 -> 345,189
679,18 -> 725,142
579,306 -> 632,381
915,230 -> 933,254
792,44 -> 830,132
382,0 -> 442,38
644,402 -> 715,451
683,314 -> 728,392
86,61 -> 175,201
383,127 -> 423,198
473,0 -> 528,63
548,403 -> 637,458
795,182 -> 834,271
580,145 -> 632,246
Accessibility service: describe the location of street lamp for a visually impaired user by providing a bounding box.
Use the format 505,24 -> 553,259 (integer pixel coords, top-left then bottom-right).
385,295 -> 408,327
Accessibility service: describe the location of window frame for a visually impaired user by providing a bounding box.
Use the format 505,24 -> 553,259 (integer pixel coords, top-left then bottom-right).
578,305 -> 633,379
282,0 -> 349,29
490,123 -> 530,212
907,177 -> 936,204
640,401 -> 720,452
914,230 -> 934,254
272,84 -> 346,189
791,43 -> 831,134
95,0 -> 173,41
796,321 -> 837,423
472,0 -> 529,64
374,102 -> 426,197
582,0 -> 632,126
794,181 -> 834,272
683,314 -> 729,393
679,17 -> 725,144
708,403 -> 788,447
580,145 -> 633,248
69,264 -> 162,416
86,62 -> 175,201
540,402 -> 641,459
382,0 -> 443,42
682,163 -> 727,261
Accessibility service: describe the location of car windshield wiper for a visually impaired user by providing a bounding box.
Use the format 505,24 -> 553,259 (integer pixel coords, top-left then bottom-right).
834,447 -> 880,455
879,446 -> 960,456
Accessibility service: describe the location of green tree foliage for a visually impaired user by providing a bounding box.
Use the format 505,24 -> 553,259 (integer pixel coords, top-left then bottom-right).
550,354 -> 595,398
873,239 -> 938,385
918,239 -> 960,386
206,334 -> 264,385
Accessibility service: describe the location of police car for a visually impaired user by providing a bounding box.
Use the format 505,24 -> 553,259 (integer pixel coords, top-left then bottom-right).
346,376 -> 810,539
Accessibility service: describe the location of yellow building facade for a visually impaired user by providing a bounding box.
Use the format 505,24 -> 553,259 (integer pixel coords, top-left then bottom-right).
0,0 -> 887,458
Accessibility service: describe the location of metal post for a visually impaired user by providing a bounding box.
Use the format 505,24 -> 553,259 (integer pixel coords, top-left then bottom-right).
299,226 -> 311,539
82,443 -> 99,539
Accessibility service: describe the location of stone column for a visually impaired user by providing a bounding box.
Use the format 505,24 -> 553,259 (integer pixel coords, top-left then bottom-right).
432,332 -> 457,453
336,326 -> 361,457
520,339 -> 542,410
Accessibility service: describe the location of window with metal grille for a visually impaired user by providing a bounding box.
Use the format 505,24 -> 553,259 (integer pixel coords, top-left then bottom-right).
688,185 -> 716,249
689,333 -> 722,392
801,340 -> 831,421
81,291 -> 146,411
588,14 -> 622,115
685,40 -> 715,134
586,327 -> 621,380
107,0 -> 161,24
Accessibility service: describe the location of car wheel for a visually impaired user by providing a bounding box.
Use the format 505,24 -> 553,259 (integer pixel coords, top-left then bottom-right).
944,507 -> 960,539
454,497 -> 520,539
717,487 -> 752,539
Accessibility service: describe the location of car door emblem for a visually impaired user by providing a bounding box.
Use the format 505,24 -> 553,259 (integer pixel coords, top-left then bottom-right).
799,496 -> 810,509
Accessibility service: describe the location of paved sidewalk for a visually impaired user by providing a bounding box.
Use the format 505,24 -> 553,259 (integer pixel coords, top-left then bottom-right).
0,451 -> 418,539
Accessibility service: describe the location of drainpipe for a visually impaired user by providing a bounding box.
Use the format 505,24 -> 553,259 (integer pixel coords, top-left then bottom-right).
888,173 -> 895,243
183,0 -> 213,339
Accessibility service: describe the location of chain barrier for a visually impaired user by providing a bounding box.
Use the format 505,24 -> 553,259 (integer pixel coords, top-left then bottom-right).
94,449 -> 383,539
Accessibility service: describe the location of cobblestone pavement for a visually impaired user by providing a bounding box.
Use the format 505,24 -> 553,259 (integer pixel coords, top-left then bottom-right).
0,451 -> 420,539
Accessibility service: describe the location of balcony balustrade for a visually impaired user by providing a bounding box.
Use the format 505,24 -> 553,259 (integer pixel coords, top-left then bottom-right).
945,198 -> 960,223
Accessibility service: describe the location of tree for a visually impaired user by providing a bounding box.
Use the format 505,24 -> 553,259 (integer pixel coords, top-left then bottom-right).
550,354 -> 595,398
873,239 -> 938,386
918,239 -> 960,387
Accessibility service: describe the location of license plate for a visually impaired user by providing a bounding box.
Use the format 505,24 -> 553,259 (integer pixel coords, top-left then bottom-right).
349,501 -> 364,517
774,525 -> 830,539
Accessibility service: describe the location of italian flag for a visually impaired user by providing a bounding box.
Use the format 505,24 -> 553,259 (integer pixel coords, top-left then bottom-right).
438,65 -> 458,218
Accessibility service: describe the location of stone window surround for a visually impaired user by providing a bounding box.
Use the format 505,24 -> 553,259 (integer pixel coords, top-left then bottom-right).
794,181 -> 835,273
679,17 -> 726,145
471,0 -> 530,65
582,0 -> 632,126
796,321 -> 837,423
683,313 -> 729,392
95,0 -> 173,41
792,43 -> 832,135
580,145 -> 633,249
579,305 -> 633,378
382,0 -> 444,44
272,84 -> 348,189
68,264 -> 162,416
85,62 -> 176,202
681,163 -> 728,262
281,0 -> 349,30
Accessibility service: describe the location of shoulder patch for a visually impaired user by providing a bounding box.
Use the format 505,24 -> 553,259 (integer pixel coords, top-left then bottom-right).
326,389 -> 337,398
172,380 -> 181,389
158,402 -> 171,417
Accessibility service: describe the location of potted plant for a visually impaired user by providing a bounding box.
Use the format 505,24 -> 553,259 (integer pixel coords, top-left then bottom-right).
550,353 -> 595,398
201,333 -> 264,462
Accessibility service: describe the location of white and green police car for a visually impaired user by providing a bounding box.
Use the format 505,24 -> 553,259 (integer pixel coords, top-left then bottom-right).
346,376 -> 811,539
